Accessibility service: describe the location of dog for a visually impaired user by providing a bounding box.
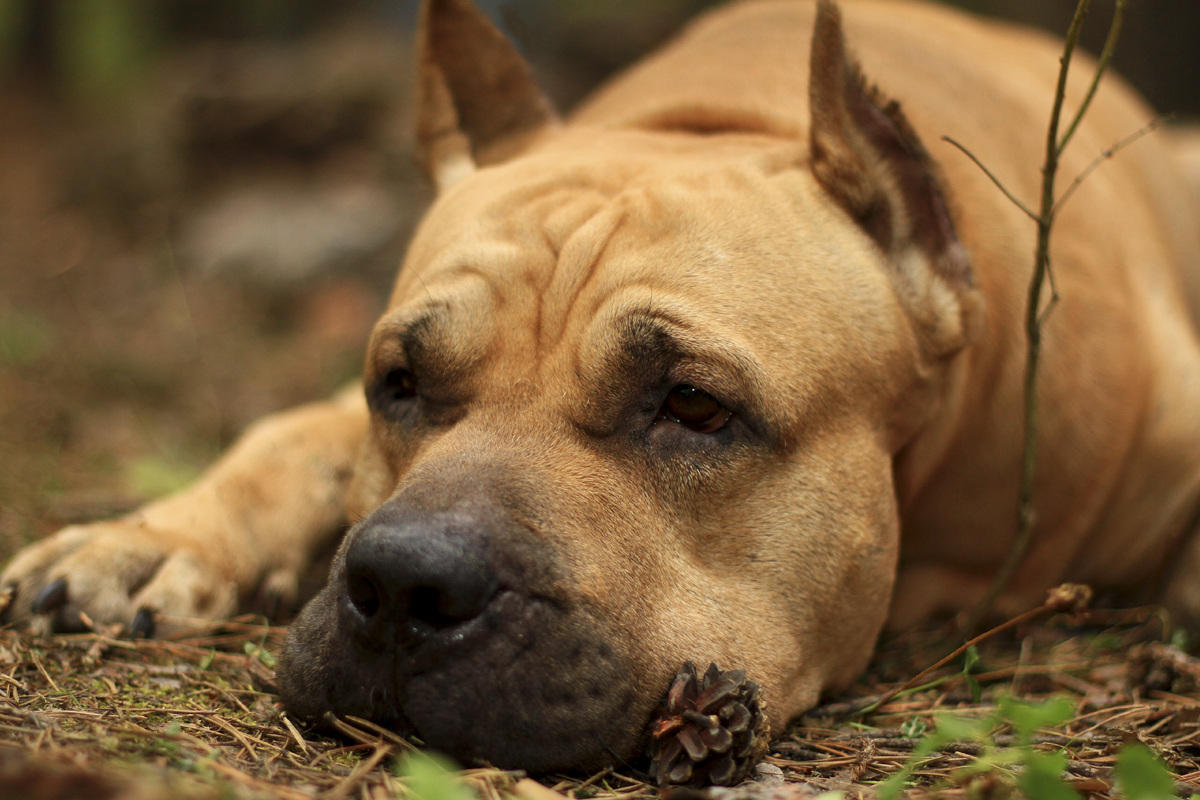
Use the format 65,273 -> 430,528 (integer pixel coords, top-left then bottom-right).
4,0 -> 1200,774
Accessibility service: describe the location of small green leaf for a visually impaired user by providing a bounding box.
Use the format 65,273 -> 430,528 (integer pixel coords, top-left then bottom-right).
999,695 -> 1074,745
397,751 -> 475,800
198,649 -> 215,670
243,641 -> 278,668
950,751 -> 1018,780
164,720 -> 182,737
1116,743 -> 1175,800
1017,750 -> 1082,800
963,645 -> 983,703
876,770 -> 911,800
1089,632 -> 1123,652
846,721 -> 878,731
965,673 -> 982,704
963,644 -> 980,672
878,708 -> 997,800
900,717 -> 928,739
930,712 -> 991,747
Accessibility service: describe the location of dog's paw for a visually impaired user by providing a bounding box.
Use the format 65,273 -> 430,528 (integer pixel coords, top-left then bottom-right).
0,520 -> 238,635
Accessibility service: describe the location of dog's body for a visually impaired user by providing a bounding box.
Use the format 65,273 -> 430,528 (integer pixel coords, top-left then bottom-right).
5,0 -> 1200,773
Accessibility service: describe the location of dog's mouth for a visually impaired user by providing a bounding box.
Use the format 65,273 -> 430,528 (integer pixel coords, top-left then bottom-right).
393,591 -> 639,767
276,568 -> 647,772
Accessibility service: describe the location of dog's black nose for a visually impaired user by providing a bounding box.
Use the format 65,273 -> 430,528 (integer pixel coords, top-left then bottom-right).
343,510 -> 500,641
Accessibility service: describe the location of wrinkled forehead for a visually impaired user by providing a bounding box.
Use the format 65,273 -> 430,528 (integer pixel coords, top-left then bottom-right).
389,129 -> 840,321
372,128 -> 902,396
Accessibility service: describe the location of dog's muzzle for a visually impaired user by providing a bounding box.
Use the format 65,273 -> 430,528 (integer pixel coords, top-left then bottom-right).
276,492 -> 644,771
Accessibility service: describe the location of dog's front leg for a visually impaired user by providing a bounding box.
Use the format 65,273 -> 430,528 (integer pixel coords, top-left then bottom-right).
1,387 -> 368,634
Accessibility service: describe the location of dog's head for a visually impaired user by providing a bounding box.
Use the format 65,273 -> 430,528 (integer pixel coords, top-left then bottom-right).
277,0 -> 979,771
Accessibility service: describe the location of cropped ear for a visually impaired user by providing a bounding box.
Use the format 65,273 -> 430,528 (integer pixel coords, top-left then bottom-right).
809,0 -> 978,357
416,0 -> 559,191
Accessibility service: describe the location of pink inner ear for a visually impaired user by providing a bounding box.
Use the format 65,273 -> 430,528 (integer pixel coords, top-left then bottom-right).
849,83 -> 974,291
808,0 -> 972,291
419,0 -> 557,167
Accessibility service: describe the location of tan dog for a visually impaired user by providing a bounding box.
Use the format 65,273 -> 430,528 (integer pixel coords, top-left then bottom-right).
5,0 -> 1200,772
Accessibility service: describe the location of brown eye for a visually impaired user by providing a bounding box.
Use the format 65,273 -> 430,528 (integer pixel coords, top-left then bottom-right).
659,385 -> 731,433
384,369 -> 417,399
370,368 -> 417,417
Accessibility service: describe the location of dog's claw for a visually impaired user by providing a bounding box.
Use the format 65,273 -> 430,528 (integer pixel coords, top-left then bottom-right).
31,578 -> 68,615
130,607 -> 156,639
55,611 -> 91,635
0,584 -> 16,622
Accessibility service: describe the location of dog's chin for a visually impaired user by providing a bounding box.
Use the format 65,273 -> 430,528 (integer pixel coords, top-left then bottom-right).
276,585 -> 648,772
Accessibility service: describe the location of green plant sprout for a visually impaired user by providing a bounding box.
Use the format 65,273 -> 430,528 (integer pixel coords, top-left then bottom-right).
878,696 -> 1186,800
395,751 -> 476,800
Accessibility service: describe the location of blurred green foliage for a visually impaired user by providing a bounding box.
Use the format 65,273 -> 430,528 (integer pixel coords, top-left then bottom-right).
0,0 -> 341,101
0,0 -> 21,73
0,310 -> 54,366
0,1 -> 1192,114
1116,742 -> 1179,800
55,0 -> 154,100
878,696 -> 1188,800
126,453 -> 200,499
393,751 -> 475,800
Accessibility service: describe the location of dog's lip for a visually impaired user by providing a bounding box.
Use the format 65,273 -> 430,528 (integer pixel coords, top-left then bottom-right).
338,587 -> 565,663
406,589 -> 571,671
411,599 -> 494,652
336,590 -> 484,652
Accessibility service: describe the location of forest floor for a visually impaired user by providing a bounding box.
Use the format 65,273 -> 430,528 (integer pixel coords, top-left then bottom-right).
0,608 -> 1197,799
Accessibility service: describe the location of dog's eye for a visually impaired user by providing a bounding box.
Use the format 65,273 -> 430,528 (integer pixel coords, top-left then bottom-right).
371,368 -> 417,415
384,369 -> 417,398
658,385 -> 731,433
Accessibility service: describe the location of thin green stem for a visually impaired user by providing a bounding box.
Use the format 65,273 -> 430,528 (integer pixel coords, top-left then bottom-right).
1058,0 -> 1129,156
942,136 -> 1039,222
962,0 -> 1096,637
861,604 -> 1048,717
1053,117 -> 1166,217
1036,255 -> 1060,328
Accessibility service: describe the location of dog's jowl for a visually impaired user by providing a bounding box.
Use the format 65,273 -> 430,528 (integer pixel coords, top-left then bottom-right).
5,0 -> 1200,774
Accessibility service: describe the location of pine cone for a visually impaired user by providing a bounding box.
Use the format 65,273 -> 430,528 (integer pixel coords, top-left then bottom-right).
647,662 -> 769,787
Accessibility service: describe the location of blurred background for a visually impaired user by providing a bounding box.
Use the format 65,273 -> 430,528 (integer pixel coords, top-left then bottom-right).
0,0 -> 1197,559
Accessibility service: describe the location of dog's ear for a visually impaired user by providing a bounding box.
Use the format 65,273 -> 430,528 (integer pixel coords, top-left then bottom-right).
809,0 -> 978,357
416,0 -> 559,191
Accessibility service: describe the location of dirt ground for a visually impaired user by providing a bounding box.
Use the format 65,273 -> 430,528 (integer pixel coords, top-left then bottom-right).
0,21 -> 429,562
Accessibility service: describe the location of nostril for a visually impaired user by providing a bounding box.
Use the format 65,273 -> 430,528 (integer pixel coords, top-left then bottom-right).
405,581 -> 497,629
408,586 -> 457,629
347,571 -> 381,619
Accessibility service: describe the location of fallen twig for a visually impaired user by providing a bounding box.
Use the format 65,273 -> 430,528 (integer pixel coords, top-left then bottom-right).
862,584 -> 1091,715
